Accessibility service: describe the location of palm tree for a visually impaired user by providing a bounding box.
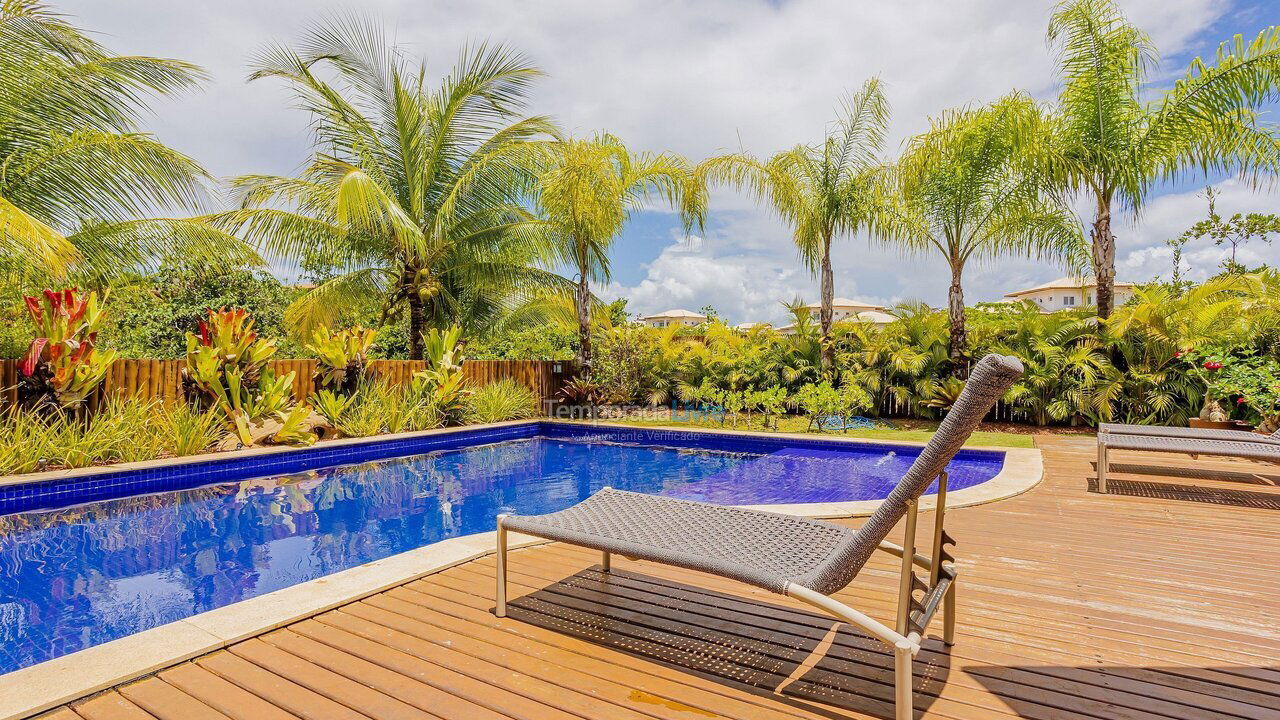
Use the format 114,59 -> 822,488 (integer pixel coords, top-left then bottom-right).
537,133 -> 694,371
1044,0 -> 1280,318
0,0 -> 252,280
698,77 -> 891,372
215,17 -> 569,358
883,94 -> 1084,375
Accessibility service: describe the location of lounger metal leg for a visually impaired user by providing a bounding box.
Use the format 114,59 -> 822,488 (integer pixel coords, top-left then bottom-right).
495,514 -> 508,618
1097,440 -> 1108,493
896,499 -> 919,637
601,551 -> 611,572
943,578 -> 956,646
894,640 -> 913,720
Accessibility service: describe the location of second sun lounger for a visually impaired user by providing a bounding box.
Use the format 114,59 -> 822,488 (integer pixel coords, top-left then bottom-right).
1097,430 -> 1280,492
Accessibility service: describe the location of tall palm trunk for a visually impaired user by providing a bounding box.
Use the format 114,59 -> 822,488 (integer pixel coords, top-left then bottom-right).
407,292 -> 426,360
818,235 -> 835,373
1091,190 -> 1116,319
575,270 -> 592,373
947,261 -> 967,378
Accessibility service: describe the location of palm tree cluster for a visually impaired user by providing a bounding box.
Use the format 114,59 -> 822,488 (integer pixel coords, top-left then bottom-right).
3,0 -> 1280,380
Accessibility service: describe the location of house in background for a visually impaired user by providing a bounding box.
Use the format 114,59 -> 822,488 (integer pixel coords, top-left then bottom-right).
776,298 -> 894,334
640,309 -> 707,328
734,322 -> 771,332
1003,276 -> 1136,311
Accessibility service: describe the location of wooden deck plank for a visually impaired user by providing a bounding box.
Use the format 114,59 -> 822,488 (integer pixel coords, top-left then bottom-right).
194,651 -> 371,720
115,678 -> 233,720
36,434 -> 1280,720
226,638 -> 434,720
154,663 -> 301,720
280,618 -> 579,720
68,693 -> 156,720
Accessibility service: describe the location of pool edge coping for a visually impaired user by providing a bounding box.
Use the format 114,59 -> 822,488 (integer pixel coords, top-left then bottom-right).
0,420 -> 1043,720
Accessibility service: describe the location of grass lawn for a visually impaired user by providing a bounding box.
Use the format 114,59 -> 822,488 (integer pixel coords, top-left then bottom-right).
602,414 -> 1042,448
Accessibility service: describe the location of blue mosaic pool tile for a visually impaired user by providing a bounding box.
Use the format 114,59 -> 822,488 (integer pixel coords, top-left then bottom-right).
0,422 -> 542,515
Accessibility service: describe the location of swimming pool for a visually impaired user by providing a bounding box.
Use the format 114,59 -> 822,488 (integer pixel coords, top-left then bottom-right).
0,422 -> 1006,673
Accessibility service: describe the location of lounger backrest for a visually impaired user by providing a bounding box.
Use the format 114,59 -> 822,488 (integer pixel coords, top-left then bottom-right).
850,354 -> 1024,550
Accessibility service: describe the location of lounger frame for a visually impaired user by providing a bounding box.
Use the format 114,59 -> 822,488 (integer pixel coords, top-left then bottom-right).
495,470 -> 959,720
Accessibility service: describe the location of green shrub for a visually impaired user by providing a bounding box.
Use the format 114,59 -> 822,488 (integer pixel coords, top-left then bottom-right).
161,403 -> 227,456
0,397 -> 216,474
317,381 -> 444,438
104,265 -> 301,358
466,380 -> 538,424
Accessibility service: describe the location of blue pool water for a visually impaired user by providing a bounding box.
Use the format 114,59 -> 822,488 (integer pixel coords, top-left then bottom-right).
0,423 -> 1004,673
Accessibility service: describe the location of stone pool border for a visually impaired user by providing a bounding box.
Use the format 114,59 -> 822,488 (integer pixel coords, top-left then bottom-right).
0,419 -> 1043,720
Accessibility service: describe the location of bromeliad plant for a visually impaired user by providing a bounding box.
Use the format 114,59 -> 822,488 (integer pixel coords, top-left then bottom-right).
18,288 -> 118,413
411,326 -> 471,425
183,308 -> 307,446
306,325 -> 377,395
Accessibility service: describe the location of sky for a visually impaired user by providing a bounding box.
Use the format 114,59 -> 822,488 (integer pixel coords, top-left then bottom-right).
63,0 -> 1280,325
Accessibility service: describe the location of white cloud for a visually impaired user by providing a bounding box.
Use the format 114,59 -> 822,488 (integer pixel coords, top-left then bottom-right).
59,0 -> 1272,318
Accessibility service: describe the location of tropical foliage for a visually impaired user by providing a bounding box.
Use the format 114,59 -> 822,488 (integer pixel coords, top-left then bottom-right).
538,133 -> 694,370
0,397 -> 225,475
572,271 -> 1280,429
213,17 -> 568,357
306,325 -> 377,394
0,1 -> 253,280
466,379 -> 538,424
182,309 -> 307,446
1043,0 -> 1280,317
885,93 -> 1084,372
697,77 -> 891,371
17,288 -> 117,411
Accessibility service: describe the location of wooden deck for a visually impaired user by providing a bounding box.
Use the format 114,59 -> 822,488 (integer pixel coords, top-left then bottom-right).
36,435 -> 1280,720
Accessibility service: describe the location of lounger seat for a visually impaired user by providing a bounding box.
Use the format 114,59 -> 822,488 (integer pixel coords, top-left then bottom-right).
502,487 -> 867,595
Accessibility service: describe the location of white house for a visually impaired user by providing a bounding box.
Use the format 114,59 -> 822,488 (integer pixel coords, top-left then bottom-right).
640,309 -> 707,328
776,298 -> 895,334
1003,276 -> 1136,311
806,297 -> 889,322
734,322 -> 771,332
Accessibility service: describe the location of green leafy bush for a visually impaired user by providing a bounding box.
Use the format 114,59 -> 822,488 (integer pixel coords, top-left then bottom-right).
104,265 -> 302,358
466,380 -> 538,424
314,381 -> 443,438
0,398 -> 227,475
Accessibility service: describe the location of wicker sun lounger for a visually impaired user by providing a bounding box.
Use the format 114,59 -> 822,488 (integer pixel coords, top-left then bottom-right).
1097,430 -> 1280,492
495,354 -> 1025,720
1099,422 -> 1279,444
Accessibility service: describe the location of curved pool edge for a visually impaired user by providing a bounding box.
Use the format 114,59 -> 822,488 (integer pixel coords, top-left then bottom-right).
0,421 -> 1044,720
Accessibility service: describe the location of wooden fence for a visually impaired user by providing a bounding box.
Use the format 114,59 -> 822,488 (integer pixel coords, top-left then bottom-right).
0,358 -> 576,413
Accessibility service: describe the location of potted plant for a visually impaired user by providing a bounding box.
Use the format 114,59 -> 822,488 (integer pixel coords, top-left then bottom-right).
1179,346 -> 1236,428
1212,353 -> 1280,434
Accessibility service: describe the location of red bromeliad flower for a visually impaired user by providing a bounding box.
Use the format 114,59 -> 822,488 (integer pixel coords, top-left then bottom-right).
1238,397 -> 1248,405
1203,360 -> 1223,371
19,338 -> 48,377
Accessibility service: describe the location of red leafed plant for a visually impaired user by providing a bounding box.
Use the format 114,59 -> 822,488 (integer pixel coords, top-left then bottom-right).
18,288 -> 118,412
